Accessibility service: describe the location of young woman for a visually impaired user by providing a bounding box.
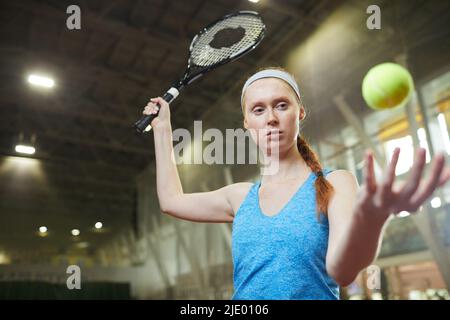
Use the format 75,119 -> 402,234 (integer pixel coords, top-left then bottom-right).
142,68 -> 450,300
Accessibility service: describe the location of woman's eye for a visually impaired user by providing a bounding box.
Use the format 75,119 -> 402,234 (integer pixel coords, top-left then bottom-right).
277,103 -> 287,109
253,107 -> 264,113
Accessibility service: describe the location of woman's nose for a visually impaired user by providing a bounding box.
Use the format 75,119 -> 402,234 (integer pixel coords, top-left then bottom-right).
267,108 -> 278,125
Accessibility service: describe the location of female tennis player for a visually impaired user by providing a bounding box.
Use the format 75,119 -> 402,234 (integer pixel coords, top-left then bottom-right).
142,67 -> 450,300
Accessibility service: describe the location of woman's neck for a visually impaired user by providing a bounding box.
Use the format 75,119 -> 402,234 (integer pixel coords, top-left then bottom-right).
260,144 -> 311,185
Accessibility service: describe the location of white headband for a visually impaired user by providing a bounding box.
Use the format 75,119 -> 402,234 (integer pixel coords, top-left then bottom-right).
241,69 -> 301,107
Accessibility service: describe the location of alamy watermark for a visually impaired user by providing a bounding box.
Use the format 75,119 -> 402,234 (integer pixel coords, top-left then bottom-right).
66,5 -> 81,30
366,264 -> 381,290
66,265 -> 81,290
366,5 -> 381,30
65,5 -> 381,32
170,121 -> 281,175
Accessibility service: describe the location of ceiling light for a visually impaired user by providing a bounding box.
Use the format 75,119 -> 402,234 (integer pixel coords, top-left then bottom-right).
39,226 -> 48,233
15,145 -> 35,155
0,252 -> 11,265
430,197 -> 441,209
397,211 -> 410,218
71,229 -> 80,236
28,74 -> 54,88
248,0 -> 260,3
76,242 -> 89,249
95,222 -> 103,229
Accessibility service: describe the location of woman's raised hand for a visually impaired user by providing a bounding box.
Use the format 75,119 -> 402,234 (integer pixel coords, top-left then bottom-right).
142,97 -> 171,130
356,147 -> 450,222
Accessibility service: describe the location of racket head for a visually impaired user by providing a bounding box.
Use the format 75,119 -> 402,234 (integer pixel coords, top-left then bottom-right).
181,11 -> 265,85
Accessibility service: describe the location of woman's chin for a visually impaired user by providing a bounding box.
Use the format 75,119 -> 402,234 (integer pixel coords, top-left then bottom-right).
260,142 -> 285,156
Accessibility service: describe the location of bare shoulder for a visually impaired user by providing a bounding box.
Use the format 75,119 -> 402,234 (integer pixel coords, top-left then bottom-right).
327,169 -> 359,190
224,182 -> 254,200
228,181 -> 254,191
222,182 -> 254,217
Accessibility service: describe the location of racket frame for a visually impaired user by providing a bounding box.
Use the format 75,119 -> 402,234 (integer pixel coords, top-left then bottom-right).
134,10 -> 265,133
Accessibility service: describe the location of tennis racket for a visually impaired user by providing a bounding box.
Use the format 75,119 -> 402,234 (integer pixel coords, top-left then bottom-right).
134,11 -> 265,133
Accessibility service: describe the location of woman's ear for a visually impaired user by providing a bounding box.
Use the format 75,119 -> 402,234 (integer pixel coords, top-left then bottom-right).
243,117 -> 248,129
299,107 -> 305,121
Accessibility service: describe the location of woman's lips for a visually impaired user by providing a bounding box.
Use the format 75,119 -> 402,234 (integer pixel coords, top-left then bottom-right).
266,130 -> 283,140
266,130 -> 282,136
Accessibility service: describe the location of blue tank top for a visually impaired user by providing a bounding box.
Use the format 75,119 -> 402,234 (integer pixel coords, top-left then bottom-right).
231,168 -> 339,300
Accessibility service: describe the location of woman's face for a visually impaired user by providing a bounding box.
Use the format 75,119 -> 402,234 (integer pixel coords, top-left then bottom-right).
243,78 -> 305,155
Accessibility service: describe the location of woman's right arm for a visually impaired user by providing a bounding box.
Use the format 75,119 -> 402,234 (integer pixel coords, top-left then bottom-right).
144,97 -> 236,223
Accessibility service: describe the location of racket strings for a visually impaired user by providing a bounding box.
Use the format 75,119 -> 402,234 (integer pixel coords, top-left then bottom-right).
190,14 -> 264,67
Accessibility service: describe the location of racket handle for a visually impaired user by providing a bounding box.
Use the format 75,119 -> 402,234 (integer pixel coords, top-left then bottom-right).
134,88 -> 179,133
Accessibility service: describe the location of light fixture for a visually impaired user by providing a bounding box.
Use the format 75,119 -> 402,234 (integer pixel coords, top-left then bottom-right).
71,229 -> 80,236
15,145 -> 35,155
437,113 -> 450,155
76,242 -> 89,249
248,0 -> 260,3
27,74 -> 55,88
431,197 -> 441,209
38,226 -> 48,237
397,211 -> 410,218
95,222 -> 103,229
0,252 -> 11,265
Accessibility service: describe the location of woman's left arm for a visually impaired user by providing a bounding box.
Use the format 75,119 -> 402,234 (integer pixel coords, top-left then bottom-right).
325,147 -> 450,287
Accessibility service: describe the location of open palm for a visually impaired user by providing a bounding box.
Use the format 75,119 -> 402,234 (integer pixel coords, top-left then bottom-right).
356,147 -> 450,221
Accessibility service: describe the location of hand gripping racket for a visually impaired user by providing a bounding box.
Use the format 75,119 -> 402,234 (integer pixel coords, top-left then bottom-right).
134,11 -> 265,133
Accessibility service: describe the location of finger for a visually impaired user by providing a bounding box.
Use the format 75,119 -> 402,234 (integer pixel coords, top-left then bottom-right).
382,148 -> 400,189
143,106 -> 152,115
408,153 -> 446,209
364,150 -> 377,194
151,97 -> 164,107
149,99 -> 163,112
147,100 -> 159,108
143,104 -> 159,115
399,148 -> 426,198
438,166 -> 450,187
387,147 -> 400,186
380,147 -> 400,205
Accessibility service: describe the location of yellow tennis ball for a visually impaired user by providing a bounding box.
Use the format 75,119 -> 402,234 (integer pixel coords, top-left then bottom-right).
362,63 -> 414,110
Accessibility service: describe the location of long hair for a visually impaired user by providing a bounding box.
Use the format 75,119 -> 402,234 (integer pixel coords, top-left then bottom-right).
242,66 -> 334,219
296,135 -> 334,219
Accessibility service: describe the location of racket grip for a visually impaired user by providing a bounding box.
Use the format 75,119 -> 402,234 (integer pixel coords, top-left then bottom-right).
134,89 -> 179,133
134,113 -> 158,133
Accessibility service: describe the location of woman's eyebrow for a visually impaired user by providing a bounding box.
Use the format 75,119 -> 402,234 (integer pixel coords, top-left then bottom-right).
272,96 -> 291,104
249,100 -> 265,108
